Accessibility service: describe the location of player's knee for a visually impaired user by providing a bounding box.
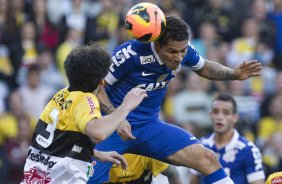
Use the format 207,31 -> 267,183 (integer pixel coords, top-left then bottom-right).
195,147 -> 222,175
193,146 -> 219,168
203,148 -> 218,165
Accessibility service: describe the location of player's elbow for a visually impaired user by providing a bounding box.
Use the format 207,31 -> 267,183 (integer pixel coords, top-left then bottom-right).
85,120 -> 108,143
90,130 -> 107,143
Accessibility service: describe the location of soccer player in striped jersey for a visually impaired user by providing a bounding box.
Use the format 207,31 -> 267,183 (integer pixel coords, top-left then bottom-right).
21,43 -> 147,184
190,94 -> 265,184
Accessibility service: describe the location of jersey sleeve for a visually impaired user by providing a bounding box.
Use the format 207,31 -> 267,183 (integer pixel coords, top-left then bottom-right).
142,156 -> 169,177
243,142 -> 265,183
72,94 -> 101,134
105,42 -> 137,85
182,42 -> 205,70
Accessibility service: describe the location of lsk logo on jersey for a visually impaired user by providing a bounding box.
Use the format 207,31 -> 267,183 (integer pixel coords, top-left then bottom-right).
110,45 -> 137,72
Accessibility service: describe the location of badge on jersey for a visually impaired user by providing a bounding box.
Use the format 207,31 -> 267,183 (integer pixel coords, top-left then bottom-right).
140,55 -> 156,64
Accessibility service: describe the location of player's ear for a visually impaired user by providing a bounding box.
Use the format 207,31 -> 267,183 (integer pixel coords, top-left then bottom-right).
93,80 -> 105,95
155,41 -> 161,51
233,113 -> 239,124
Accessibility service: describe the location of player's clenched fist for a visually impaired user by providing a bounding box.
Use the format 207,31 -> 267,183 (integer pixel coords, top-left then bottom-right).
122,88 -> 148,111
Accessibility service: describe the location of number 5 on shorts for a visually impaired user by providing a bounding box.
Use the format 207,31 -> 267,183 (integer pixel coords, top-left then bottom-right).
36,109 -> 59,148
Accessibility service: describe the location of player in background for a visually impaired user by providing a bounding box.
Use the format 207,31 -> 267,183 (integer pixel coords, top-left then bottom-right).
189,94 -> 265,184
105,153 -> 182,184
88,16 -> 262,184
21,43 -> 147,184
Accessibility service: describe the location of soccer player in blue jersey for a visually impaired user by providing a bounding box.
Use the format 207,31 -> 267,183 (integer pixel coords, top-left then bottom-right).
189,94 -> 265,184
88,16 -> 262,184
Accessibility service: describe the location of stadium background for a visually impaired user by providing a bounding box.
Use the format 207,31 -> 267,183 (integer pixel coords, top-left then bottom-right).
0,0 -> 281,183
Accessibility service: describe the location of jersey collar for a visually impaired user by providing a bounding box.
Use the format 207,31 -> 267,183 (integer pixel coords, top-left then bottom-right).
151,42 -> 164,65
203,130 -> 240,151
225,130 -> 240,151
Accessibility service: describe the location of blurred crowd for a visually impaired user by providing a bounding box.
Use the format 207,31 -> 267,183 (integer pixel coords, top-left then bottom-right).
0,0 -> 281,183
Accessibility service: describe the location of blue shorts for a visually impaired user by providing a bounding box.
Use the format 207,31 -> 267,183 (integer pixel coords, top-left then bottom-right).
87,119 -> 199,183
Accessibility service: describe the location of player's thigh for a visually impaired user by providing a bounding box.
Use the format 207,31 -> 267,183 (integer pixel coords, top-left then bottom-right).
166,144 -> 221,176
129,120 -> 199,160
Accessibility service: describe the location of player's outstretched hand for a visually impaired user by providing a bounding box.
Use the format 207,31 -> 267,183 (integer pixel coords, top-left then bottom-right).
94,150 -> 128,169
117,120 -> 136,140
234,60 -> 262,80
122,88 -> 147,111
117,88 -> 147,140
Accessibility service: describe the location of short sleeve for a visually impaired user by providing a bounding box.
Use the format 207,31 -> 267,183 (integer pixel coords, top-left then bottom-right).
142,157 -> 169,177
182,42 -> 205,70
72,94 -> 101,134
244,142 -> 265,182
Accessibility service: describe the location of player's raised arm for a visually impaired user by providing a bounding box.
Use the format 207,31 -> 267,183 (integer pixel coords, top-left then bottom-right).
85,88 -> 147,143
194,59 -> 262,81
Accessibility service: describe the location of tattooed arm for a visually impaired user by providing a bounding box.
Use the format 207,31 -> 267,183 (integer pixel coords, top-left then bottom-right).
161,165 -> 182,184
194,60 -> 262,81
97,82 -> 115,115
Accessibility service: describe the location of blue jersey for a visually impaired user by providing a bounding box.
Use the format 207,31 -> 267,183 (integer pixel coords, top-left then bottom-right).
105,40 -> 204,125
88,40 -> 203,183
192,131 -> 265,184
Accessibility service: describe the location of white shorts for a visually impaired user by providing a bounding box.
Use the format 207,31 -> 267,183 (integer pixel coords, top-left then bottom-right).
21,147 -> 94,184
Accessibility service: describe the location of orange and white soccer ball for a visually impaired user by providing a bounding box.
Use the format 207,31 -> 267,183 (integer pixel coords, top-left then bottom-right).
125,2 -> 166,42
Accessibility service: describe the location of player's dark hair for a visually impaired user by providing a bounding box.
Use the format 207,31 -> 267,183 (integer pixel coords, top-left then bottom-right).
157,16 -> 189,45
64,43 -> 111,92
213,94 -> 237,113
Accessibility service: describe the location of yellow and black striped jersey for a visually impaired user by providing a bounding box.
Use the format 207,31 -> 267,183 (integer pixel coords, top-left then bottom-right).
22,88 -> 101,184
106,154 -> 169,184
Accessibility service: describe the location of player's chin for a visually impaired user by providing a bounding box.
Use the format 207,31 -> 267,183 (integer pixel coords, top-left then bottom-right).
169,65 -> 179,70
213,126 -> 225,133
